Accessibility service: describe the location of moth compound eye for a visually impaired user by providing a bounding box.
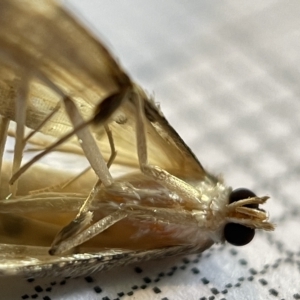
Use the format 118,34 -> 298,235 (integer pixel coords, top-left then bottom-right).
224,223 -> 255,246
229,188 -> 257,208
225,188 -> 257,246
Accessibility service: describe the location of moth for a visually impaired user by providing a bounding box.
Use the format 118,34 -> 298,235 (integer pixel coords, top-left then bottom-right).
0,0 -> 274,277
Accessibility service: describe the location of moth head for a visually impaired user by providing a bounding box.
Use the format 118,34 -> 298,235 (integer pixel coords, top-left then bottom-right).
224,188 -> 274,246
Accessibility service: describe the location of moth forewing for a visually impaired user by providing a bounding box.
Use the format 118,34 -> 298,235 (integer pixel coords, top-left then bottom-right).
0,0 -> 125,98
0,0 -> 274,277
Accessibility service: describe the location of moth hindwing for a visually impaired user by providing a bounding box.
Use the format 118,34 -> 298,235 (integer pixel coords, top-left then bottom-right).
0,0 -> 274,277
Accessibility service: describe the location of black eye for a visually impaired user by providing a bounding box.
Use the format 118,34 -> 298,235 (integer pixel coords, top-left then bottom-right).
224,223 -> 255,246
229,188 -> 257,208
225,188 -> 256,246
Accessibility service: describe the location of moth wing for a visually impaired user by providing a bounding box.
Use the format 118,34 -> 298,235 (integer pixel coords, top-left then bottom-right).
0,244 -> 210,277
0,0 -> 128,99
101,87 -> 206,179
0,0 -> 205,180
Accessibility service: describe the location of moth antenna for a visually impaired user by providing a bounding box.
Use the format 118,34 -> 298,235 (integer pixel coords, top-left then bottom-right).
7,128 -> 83,155
23,101 -> 61,143
60,166 -> 92,190
29,166 -> 91,194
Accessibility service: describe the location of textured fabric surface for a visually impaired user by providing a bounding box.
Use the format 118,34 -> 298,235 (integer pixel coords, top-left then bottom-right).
1,1 -> 300,299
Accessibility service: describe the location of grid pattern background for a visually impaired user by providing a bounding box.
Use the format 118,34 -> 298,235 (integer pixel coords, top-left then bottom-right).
2,1 -> 300,299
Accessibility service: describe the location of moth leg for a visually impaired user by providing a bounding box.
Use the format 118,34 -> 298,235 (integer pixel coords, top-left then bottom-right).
104,124 -> 118,168
62,97 -> 114,186
49,125 -> 117,253
10,74 -> 30,197
31,123 -> 115,194
0,116 -> 9,192
60,125 -> 117,218
133,89 -> 202,205
9,95 -> 114,187
12,103 -> 62,194
9,68 -> 126,187
8,102 -> 64,188
63,91 -> 140,197
50,210 -> 128,255
73,125 -> 117,214
9,120 -> 89,185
